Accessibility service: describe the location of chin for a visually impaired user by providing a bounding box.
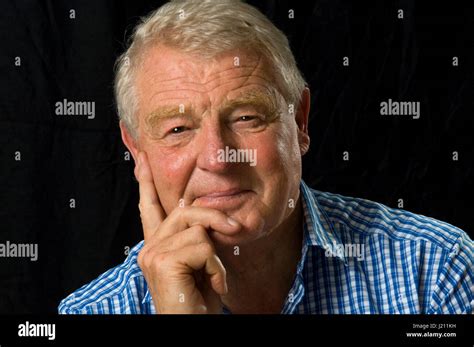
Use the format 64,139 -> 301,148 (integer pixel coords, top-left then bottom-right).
209,228 -> 259,247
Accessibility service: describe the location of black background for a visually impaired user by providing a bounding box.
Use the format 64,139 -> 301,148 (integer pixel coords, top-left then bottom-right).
0,0 -> 472,314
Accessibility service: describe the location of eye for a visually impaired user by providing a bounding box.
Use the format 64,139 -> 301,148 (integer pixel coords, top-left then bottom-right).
238,115 -> 257,122
169,126 -> 188,134
230,114 -> 267,132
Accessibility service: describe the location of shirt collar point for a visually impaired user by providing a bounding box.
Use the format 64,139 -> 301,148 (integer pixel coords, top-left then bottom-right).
142,289 -> 152,304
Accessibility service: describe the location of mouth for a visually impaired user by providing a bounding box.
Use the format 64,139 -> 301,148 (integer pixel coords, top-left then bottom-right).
193,189 -> 253,209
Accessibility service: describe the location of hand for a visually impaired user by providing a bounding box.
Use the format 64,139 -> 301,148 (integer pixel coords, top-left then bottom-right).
135,152 -> 241,314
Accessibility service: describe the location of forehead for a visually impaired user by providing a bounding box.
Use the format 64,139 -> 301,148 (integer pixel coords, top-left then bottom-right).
134,44 -> 278,109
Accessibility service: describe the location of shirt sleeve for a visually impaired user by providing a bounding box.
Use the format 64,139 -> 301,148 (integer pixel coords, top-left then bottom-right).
427,230 -> 474,314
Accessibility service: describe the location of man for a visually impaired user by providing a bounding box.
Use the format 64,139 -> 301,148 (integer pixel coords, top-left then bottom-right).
59,0 -> 473,314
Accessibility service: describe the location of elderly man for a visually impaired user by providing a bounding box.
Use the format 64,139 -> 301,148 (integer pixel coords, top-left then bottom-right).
59,0 -> 473,314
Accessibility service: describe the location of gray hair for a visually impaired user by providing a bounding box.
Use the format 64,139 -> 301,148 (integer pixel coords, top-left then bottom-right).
115,0 -> 306,138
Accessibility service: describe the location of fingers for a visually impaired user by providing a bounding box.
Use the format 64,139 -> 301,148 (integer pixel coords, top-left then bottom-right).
137,229 -> 228,313
156,225 -> 212,254
157,206 -> 241,241
175,243 -> 228,296
140,224 -> 230,298
134,151 -> 234,314
135,151 -> 166,240
135,151 -> 241,245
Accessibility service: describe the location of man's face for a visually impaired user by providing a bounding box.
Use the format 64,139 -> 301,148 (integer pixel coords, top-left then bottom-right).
126,44 -> 308,246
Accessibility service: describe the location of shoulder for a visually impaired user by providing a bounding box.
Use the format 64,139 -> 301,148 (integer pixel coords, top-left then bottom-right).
306,187 -> 473,313
310,188 -> 467,252
58,241 -> 148,314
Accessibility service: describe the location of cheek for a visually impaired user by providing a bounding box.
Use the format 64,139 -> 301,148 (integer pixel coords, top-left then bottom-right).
249,124 -> 301,217
249,124 -> 298,176
145,148 -> 194,213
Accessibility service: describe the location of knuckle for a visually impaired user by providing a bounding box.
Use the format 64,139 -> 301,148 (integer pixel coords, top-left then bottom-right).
176,206 -> 187,220
138,247 -> 165,270
151,253 -> 169,273
137,248 -> 148,269
174,205 -> 190,221
198,242 -> 214,257
192,225 -> 208,240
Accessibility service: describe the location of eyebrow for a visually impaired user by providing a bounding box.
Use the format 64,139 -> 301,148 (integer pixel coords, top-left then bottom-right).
219,90 -> 279,117
144,89 -> 280,128
144,104 -> 191,133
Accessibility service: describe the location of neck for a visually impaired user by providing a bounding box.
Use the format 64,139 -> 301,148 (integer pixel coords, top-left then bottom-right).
217,198 -> 304,314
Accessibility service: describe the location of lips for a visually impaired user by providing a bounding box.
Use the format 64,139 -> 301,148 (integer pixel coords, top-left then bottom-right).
196,188 -> 245,199
193,188 -> 252,208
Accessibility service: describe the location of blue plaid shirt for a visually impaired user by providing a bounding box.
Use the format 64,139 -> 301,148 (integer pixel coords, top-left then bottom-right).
59,181 -> 473,314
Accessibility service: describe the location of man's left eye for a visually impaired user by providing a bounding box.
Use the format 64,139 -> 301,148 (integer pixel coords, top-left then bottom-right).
232,115 -> 267,130
171,126 -> 186,133
238,115 -> 258,122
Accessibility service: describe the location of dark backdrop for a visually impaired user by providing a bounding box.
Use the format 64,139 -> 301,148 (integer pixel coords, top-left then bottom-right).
0,0 -> 472,313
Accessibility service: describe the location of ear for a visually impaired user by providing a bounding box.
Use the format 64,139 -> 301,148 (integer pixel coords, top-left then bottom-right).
295,87 -> 311,155
120,121 -> 139,163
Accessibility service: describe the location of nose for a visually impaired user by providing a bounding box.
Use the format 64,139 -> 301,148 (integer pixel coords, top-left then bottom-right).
195,117 -> 233,173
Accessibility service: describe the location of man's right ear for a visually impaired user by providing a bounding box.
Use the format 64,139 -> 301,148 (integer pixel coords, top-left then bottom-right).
120,121 -> 139,163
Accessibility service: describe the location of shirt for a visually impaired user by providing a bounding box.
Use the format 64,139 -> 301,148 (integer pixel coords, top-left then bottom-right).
58,180 -> 474,314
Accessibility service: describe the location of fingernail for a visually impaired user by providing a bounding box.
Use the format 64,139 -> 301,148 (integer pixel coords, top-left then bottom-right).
227,217 -> 239,227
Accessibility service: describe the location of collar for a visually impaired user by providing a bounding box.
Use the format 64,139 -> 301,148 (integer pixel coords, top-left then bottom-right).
299,180 -> 347,264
